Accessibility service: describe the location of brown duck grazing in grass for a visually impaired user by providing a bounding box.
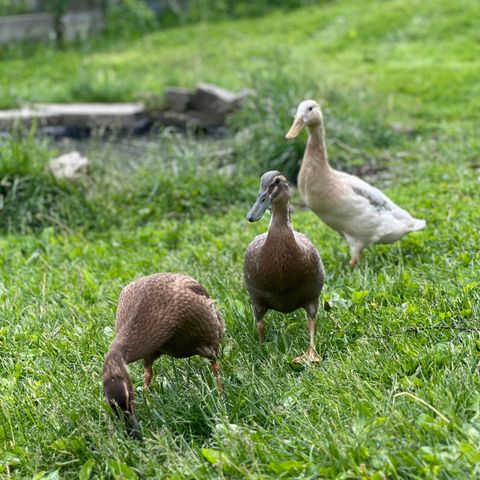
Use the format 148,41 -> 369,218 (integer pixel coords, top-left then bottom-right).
286,99 -> 426,267
103,273 -> 224,440
243,171 -> 325,363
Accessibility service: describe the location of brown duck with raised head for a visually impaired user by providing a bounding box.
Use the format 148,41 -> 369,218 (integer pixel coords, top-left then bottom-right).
103,273 -> 224,440
244,171 -> 325,363
286,99 -> 425,267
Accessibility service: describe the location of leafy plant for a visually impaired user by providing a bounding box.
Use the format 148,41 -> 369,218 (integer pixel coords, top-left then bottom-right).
105,0 -> 157,39
70,67 -> 136,102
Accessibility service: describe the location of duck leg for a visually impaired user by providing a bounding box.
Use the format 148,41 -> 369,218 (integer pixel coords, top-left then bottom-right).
293,305 -> 321,364
210,360 -> 224,394
253,305 -> 268,344
349,256 -> 359,268
143,363 -> 153,389
345,235 -> 363,268
143,352 -> 163,388
143,354 -> 157,388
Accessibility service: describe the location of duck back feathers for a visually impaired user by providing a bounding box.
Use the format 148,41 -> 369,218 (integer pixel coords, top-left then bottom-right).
114,273 -> 223,361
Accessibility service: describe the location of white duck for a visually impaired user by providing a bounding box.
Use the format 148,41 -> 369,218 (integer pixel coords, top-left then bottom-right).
285,99 -> 425,267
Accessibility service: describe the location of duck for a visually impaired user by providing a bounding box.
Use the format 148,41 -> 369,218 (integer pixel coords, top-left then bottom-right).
103,273 -> 224,440
244,170 -> 325,363
285,99 -> 426,267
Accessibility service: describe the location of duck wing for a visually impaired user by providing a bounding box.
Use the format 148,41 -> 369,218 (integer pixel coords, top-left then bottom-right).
336,173 -> 426,241
347,175 -> 415,223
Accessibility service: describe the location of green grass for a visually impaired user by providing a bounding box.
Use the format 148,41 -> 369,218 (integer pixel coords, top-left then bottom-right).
1,0 -> 480,478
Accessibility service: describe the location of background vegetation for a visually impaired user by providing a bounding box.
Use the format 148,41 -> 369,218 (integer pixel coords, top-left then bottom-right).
0,0 -> 479,478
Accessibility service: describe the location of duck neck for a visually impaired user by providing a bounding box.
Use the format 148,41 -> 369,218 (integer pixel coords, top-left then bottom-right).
305,122 -> 330,171
266,201 -> 294,244
103,344 -> 128,381
103,344 -> 141,439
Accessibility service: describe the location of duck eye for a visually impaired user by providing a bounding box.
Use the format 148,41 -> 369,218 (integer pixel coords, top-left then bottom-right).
274,178 -> 280,185
308,106 -> 313,111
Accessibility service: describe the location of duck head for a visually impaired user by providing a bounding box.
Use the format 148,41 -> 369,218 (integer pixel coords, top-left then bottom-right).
247,171 -> 290,222
285,100 -> 323,139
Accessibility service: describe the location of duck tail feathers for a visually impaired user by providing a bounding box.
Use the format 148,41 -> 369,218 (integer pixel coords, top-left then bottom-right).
410,218 -> 426,232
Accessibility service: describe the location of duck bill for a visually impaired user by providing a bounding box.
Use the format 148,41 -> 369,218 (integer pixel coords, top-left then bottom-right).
285,117 -> 305,139
246,192 -> 271,222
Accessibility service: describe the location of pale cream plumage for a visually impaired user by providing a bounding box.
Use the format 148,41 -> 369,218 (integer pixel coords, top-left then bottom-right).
286,99 -> 425,267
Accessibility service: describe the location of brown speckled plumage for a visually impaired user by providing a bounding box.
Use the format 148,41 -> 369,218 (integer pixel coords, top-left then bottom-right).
244,171 -> 325,363
103,273 -> 224,439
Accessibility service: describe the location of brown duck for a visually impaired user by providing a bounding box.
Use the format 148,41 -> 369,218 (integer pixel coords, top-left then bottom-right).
103,273 -> 224,440
244,171 -> 325,363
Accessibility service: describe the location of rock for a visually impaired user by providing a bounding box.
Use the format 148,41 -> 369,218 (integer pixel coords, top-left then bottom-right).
163,87 -> 192,112
38,125 -> 70,139
49,151 -> 89,181
152,109 -> 225,129
150,111 -> 190,129
0,83 -> 251,137
152,83 -> 252,130
190,82 -> 249,114
185,109 -> 226,128
131,117 -> 153,135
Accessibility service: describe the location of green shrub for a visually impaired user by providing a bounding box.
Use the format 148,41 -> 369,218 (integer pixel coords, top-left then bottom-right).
105,0 -> 157,39
0,130 -> 46,177
158,0 -> 328,26
0,132 -> 96,233
70,67 -> 136,102
0,0 -> 34,15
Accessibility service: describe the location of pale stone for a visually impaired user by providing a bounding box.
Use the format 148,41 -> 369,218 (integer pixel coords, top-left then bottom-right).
49,151 -> 89,180
163,87 -> 192,112
0,103 -> 145,130
190,82 -> 249,113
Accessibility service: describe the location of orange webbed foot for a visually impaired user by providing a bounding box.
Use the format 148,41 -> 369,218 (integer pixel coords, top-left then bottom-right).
292,346 -> 321,364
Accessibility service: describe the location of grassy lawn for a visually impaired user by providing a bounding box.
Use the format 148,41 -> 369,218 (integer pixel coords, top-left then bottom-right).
1,0 -> 480,478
